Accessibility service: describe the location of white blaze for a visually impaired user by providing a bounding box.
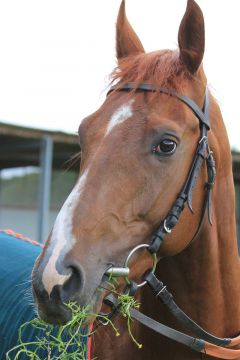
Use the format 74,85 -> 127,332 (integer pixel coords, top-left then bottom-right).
105,100 -> 134,136
42,169 -> 88,296
41,101 -> 134,295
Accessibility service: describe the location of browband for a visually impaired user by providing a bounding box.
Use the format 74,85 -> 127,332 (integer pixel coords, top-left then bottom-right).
108,82 -> 211,129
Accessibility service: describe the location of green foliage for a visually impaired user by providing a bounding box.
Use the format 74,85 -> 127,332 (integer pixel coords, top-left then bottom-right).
118,294 -> 142,349
1,172 -> 39,207
99,277 -> 142,349
6,291 -> 142,359
6,303 -> 91,360
1,170 -> 78,209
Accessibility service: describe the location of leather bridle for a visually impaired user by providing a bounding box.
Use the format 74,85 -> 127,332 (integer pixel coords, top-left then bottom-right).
107,82 -> 216,265
97,83 -> 240,359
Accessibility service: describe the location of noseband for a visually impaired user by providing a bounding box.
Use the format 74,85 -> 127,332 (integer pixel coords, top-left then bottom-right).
98,83 -> 240,359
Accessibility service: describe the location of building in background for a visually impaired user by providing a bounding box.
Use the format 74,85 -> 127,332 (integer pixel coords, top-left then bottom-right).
0,122 -> 239,245
0,122 -> 79,242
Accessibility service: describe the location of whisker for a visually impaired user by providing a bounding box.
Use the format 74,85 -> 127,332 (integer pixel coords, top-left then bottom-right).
64,151 -> 81,171
15,278 -> 32,287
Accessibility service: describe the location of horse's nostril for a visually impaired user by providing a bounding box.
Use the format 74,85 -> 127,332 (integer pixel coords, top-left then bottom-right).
60,264 -> 83,303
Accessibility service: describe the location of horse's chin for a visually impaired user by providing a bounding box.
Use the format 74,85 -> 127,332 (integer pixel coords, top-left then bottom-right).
36,301 -> 98,327
37,302 -> 72,325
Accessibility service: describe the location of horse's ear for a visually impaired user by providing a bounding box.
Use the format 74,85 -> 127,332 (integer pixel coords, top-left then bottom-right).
116,0 -> 145,60
178,0 -> 205,74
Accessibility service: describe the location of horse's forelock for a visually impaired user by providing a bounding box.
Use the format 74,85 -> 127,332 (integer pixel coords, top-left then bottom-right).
110,50 -> 191,92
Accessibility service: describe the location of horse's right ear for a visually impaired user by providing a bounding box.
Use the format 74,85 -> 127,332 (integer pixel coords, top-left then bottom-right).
116,0 -> 145,60
178,0 -> 205,74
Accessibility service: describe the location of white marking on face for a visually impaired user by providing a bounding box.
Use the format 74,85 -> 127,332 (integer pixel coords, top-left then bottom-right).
105,100 -> 134,136
42,169 -> 88,296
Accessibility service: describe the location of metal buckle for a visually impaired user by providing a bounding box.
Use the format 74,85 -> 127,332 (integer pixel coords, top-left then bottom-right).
163,219 -> 172,234
97,314 -> 111,326
199,135 -> 207,145
124,244 -> 157,288
199,135 -> 214,159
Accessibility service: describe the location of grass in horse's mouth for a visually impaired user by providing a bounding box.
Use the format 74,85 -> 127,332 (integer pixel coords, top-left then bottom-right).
6,302 -> 93,360
6,286 -> 142,359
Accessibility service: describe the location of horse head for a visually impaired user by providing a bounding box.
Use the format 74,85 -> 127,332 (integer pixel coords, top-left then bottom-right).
32,0 -> 221,326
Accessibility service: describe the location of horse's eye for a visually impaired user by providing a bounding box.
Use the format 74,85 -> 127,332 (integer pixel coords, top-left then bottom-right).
152,139 -> 177,155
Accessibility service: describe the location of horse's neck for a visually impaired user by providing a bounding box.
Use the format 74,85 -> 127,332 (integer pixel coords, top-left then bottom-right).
146,165 -> 240,339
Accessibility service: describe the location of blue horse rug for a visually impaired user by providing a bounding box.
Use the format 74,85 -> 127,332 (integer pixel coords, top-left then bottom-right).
0,230 -> 89,359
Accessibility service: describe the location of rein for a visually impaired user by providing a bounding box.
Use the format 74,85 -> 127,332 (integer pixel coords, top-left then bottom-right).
98,83 -> 240,359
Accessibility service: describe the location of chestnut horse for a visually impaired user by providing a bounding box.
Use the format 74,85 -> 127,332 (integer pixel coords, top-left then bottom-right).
32,1 -> 240,359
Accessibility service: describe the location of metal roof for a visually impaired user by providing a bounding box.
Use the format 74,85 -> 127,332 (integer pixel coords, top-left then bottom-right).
0,122 -> 80,170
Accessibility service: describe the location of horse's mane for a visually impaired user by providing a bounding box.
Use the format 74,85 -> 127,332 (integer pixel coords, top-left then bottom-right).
111,50 -> 190,91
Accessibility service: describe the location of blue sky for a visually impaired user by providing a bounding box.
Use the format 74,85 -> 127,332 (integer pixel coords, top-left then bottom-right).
0,0 -> 239,150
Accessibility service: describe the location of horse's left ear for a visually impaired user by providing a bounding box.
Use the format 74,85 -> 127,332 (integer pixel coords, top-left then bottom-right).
178,0 -> 205,74
116,0 -> 145,60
